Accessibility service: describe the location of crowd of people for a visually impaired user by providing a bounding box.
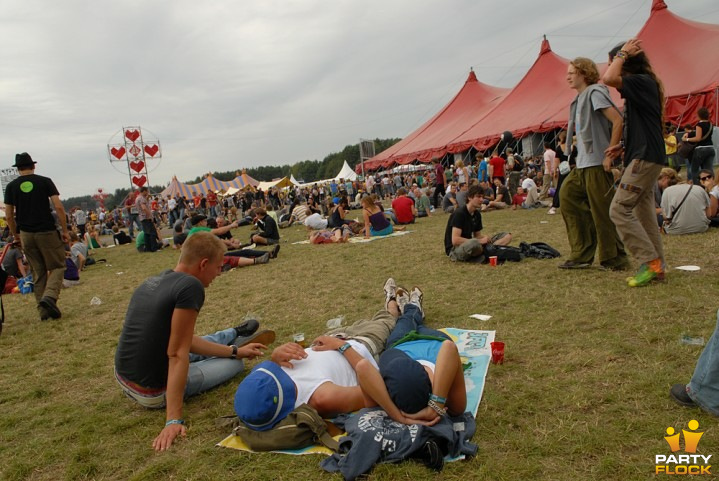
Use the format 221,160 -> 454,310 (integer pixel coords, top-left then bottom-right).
2,36 -> 717,476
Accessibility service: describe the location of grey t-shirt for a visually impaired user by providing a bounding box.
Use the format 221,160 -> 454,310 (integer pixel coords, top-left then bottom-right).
661,184 -> 710,235
114,270 -> 205,388
575,88 -> 613,169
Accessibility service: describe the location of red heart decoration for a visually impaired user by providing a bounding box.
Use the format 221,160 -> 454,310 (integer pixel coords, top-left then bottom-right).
132,175 -> 147,187
144,144 -> 159,157
125,130 -> 140,142
130,160 -> 145,173
110,146 -> 126,159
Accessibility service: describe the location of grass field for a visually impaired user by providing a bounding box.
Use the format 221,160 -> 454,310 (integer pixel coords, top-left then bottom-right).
1,206 -> 718,481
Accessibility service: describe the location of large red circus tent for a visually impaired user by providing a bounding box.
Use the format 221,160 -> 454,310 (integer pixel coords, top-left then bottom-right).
358,0 -> 719,174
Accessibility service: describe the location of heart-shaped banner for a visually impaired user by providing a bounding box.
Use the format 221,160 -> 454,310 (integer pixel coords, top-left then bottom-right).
125,130 -> 140,142
110,146 -> 126,160
144,144 -> 159,157
130,160 -> 145,173
132,175 -> 147,187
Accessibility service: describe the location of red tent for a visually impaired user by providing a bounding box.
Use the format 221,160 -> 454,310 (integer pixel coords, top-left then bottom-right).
358,70 -> 508,172
637,0 -> 719,125
446,38 -> 574,155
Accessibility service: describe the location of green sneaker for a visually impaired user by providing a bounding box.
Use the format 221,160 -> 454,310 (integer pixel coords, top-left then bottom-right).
627,264 -> 656,287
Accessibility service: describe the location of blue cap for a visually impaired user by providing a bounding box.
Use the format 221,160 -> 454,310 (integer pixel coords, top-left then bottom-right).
378,348 -> 431,414
234,361 -> 296,431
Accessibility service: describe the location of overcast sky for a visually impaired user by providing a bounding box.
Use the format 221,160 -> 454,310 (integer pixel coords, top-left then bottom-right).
1,0 -> 717,198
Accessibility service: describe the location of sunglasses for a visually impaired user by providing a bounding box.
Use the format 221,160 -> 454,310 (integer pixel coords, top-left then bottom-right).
700,176 -> 712,181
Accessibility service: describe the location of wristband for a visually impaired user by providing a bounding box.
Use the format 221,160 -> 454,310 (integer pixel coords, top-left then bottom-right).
230,345 -> 238,359
165,419 -> 185,426
429,394 -> 447,404
615,50 -> 628,61
338,342 -> 352,354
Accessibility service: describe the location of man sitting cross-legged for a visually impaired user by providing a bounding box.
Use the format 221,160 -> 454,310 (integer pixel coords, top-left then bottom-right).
234,278 -> 405,429
114,231 -> 276,451
444,184 -> 512,262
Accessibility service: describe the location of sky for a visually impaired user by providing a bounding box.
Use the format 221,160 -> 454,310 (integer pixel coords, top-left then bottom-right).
1,0 -> 717,199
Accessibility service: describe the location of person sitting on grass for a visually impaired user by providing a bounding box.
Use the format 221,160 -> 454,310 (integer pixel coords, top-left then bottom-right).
361,195 -> 394,238
444,184 -> 512,262
112,225 -> 133,246
200,216 -> 279,267
114,232 -> 276,451
511,187 -> 528,210
234,278 -> 403,430
413,186 -> 432,217
304,208 -> 329,230
327,196 -> 353,229
698,169 -> 719,227
441,183 -> 458,213
391,188 -> 417,225
250,207 -> 280,246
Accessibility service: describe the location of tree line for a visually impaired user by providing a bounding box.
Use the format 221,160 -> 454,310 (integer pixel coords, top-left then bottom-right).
62,138 -> 400,211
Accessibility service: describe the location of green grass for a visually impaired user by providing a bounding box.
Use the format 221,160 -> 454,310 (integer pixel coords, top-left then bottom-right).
0,207 -> 717,481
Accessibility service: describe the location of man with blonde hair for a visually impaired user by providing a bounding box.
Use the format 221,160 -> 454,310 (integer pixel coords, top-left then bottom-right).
114,231 -> 275,451
558,57 -> 628,271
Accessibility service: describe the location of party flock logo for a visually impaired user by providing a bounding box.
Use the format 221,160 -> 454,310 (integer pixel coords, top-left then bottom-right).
655,419 -> 711,475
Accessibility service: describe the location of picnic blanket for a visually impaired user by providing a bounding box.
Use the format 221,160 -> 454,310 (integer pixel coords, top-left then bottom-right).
292,230 -> 412,245
217,328 -> 494,456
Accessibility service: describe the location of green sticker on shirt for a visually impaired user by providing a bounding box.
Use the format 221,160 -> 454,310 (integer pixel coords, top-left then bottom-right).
20,181 -> 34,193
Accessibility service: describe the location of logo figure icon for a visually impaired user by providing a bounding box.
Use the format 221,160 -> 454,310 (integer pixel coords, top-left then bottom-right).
664,419 -> 704,453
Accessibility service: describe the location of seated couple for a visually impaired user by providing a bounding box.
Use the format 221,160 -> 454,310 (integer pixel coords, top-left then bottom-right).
444,184 -> 513,262
235,278 -> 466,440
113,232 -> 277,451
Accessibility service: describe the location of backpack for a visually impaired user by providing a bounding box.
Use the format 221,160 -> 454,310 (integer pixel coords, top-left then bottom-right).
482,244 -> 524,263
220,403 -> 340,452
520,241 -> 561,259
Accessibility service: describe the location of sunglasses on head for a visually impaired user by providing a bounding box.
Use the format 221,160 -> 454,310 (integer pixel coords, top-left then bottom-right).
700,176 -> 712,181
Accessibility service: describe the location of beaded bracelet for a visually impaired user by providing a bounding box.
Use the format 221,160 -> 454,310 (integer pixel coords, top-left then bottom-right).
615,50 -> 628,61
427,399 -> 447,416
165,419 -> 185,426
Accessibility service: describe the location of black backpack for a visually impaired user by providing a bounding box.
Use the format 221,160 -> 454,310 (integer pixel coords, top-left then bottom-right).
520,241 -> 561,259
482,244 -> 524,263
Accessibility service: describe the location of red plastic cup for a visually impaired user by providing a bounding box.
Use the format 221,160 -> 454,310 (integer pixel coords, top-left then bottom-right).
489,256 -> 498,267
490,341 -> 505,364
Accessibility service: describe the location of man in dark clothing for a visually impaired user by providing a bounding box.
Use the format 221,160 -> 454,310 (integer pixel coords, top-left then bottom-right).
4,153 -> 69,320
443,185 -> 512,262
250,207 -> 280,246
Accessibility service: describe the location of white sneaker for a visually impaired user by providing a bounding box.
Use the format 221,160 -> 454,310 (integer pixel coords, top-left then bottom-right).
547,207 -> 556,215
409,286 -> 424,315
383,278 -> 397,311
395,287 -> 409,314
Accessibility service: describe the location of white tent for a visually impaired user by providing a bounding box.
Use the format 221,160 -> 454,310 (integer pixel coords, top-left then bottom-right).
333,160 -> 357,181
290,174 -> 301,186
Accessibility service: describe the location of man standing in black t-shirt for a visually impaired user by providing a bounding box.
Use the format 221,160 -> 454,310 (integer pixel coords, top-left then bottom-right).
443,185 -> 512,262
4,153 -> 69,320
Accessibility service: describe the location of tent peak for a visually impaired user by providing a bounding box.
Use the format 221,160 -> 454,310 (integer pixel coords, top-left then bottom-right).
540,35 -> 551,54
651,0 -> 667,13
466,69 -> 478,83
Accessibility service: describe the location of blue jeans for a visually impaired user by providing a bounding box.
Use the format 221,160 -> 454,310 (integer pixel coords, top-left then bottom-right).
386,304 -> 448,348
185,327 -> 246,397
687,309 -> 719,416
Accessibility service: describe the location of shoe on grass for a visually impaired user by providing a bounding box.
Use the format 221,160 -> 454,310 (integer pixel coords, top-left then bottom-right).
670,384 -> 697,408
412,439 -> 444,472
270,244 -> 280,259
558,260 -> 591,269
383,278 -> 397,311
236,329 -> 276,348
395,287 -> 409,314
254,252 -> 270,265
409,286 -> 424,315
39,297 -> 61,319
627,264 -> 657,287
547,207 -> 556,215
234,319 -> 260,338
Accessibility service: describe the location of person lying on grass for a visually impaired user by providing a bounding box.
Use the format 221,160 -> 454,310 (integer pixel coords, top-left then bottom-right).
234,278 -> 404,430
355,283 -> 467,426
114,231 -> 275,451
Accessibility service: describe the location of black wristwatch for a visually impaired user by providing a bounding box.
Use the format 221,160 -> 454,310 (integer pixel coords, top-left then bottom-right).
230,345 -> 238,359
